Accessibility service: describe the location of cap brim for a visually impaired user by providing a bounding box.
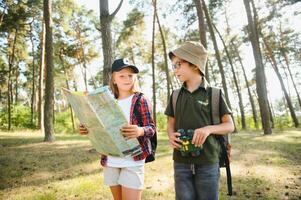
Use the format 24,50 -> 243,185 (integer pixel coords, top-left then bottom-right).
115,65 -> 139,73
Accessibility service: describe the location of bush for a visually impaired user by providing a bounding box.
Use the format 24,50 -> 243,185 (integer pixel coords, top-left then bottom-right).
156,112 -> 167,132
54,110 -> 78,134
0,104 -> 35,129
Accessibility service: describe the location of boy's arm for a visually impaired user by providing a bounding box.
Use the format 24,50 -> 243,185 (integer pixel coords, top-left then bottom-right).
167,117 -> 181,149
192,114 -> 234,147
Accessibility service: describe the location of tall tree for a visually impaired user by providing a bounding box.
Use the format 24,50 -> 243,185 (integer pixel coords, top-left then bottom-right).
201,0 -> 233,116
29,19 -> 37,126
231,39 -> 259,129
43,0 -> 55,141
213,25 -> 246,129
99,0 -> 123,85
193,0 -> 209,80
151,0 -> 157,124
261,33 -> 299,127
154,3 -> 172,100
243,0 -> 272,134
279,24 -> 301,108
38,21 -> 45,132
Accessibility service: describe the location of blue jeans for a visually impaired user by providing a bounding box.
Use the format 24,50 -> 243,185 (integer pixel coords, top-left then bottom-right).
174,162 -> 220,200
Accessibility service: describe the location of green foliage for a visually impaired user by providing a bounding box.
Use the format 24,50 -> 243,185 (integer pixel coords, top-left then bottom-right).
0,104 -> 35,129
54,110 -> 77,134
156,112 -> 167,132
273,114 -> 294,130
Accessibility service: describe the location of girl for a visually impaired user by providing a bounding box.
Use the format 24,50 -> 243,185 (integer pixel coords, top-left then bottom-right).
79,58 -> 156,200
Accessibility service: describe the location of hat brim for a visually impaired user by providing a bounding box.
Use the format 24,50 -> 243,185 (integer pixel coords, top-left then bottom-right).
114,65 -> 139,73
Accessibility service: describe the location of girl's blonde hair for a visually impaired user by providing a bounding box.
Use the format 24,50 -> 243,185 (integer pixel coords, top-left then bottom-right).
109,68 -> 141,98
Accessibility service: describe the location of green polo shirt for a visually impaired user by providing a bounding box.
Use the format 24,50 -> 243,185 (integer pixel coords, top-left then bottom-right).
164,78 -> 231,165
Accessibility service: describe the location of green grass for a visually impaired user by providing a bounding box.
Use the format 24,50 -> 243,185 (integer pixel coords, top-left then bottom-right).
0,129 -> 300,200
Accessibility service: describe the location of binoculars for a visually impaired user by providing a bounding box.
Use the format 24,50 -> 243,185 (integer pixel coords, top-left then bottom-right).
177,129 -> 203,157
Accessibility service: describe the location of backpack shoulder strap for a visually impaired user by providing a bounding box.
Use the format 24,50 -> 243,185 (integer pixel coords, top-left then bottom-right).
211,87 -> 221,125
211,87 -> 233,196
172,89 -> 180,116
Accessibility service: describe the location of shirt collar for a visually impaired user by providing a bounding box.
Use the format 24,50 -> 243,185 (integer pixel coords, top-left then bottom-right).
182,76 -> 210,91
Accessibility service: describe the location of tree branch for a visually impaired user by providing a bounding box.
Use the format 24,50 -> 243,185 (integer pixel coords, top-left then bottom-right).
109,0 -> 123,20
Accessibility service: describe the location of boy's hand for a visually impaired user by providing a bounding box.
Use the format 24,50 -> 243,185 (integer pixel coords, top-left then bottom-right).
121,124 -> 144,139
192,127 -> 211,147
168,131 -> 182,149
79,124 -> 89,135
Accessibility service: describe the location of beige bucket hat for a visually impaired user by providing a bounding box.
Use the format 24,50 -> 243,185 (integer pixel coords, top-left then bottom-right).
169,41 -> 208,75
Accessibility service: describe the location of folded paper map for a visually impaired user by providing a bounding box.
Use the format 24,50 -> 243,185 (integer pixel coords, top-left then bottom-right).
62,86 -> 142,157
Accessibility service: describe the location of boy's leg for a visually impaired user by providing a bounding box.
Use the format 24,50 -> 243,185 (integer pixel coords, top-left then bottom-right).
194,163 -> 220,200
122,186 -> 142,200
110,185 -> 122,200
174,162 -> 197,200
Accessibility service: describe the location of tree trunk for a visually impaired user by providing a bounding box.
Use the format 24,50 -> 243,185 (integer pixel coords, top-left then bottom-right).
151,0 -> 157,124
38,21 -> 45,132
30,21 -> 36,126
243,0 -> 272,134
99,0 -> 123,86
7,30 -> 18,130
262,36 -> 299,127
43,0 -> 55,141
279,48 -> 301,108
214,24 -> 246,129
59,50 -> 76,133
100,0 -> 112,86
154,6 -> 171,100
231,41 -> 259,129
193,0 -> 209,81
14,65 -> 19,104
201,0 -> 231,109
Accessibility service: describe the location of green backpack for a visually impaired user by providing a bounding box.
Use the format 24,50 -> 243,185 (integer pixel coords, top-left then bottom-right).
172,87 -> 233,196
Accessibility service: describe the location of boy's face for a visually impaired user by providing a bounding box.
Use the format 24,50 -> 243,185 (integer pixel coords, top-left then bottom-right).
113,67 -> 136,92
171,56 -> 199,82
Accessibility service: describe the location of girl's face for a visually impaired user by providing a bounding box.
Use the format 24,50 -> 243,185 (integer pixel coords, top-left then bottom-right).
171,56 -> 198,83
113,67 -> 136,93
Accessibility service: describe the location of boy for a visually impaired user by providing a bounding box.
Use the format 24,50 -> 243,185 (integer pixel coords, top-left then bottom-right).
164,41 -> 234,200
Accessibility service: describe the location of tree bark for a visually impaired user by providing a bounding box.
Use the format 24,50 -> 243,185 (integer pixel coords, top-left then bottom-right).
213,24 -> 246,129
30,21 -> 36,126
151,0 -> 157,124
59,49 -> 76,133
43,0 -> 55,141
99,0 -> 123,85
193,0 -> 209,81
262,36 -> 299,127
279,26 -> 301,108
201,0 -> 231,109
154,5 -> 171,101
231,41 -> 259,129
243,0 -> 272,134
7,30 -> 18,130
38,21 -> 45,132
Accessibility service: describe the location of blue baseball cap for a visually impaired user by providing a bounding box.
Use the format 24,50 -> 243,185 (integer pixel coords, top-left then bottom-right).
111,58 -> 139,73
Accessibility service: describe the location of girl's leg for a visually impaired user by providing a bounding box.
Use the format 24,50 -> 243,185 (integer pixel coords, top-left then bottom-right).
122,186 -> 142,200
110,185 -> 122,200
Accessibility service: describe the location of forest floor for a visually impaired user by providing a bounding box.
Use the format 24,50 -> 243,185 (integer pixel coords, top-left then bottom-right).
0,128 -> 300,200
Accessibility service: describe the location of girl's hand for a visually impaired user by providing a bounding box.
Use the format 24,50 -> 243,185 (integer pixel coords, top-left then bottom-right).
79,124 -> 89,135
121,124 -> 144,139
168,131 -> 182,149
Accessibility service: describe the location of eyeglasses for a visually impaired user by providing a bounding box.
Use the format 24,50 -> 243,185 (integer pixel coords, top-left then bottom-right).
172,60 -> 187,70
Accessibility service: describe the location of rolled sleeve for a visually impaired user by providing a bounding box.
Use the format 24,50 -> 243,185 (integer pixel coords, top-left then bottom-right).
164,93 -> 174,117
139,96 -> 156,139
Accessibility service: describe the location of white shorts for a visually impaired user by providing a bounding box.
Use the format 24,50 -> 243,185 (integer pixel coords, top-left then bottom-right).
103,165 -> 145,190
